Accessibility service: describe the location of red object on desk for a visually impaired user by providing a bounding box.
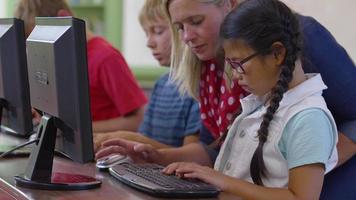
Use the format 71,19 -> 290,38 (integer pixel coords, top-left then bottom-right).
52,172 -> 99,184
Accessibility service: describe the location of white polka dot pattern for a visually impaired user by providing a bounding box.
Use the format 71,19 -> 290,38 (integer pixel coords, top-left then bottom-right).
209,86 -> 213,93
199,60 -> 244,139
221,86 -> 225,94
228,97 -> 235,105
210,64 -> 215,71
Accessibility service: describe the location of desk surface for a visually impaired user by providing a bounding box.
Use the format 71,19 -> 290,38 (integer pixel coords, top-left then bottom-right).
0,133 -> 241,200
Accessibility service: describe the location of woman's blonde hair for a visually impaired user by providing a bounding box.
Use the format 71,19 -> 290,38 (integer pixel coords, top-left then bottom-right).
139,0 -> 169,26
163,0 -> 229,99
14,0 -> 72,37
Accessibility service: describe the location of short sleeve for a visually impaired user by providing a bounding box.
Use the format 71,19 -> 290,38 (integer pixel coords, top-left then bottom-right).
279,108 -> 337,169
138,80 -> 161,135
137,74 -> 201,146
98,53 -> 147,115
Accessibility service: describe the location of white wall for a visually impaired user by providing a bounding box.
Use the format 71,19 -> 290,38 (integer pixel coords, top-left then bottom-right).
0,0 -> 7,18
122,0 -> 356,67
123,0 -> 158,67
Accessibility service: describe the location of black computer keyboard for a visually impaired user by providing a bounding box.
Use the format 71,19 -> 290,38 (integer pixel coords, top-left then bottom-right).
109,162 -> 220,198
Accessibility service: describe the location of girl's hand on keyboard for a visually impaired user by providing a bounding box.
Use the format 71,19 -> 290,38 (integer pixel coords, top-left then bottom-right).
95,138 -> 161,163
163,162 -> 230,191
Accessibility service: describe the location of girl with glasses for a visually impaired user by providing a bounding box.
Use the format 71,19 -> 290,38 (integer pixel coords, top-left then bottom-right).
163,0 -> 338,199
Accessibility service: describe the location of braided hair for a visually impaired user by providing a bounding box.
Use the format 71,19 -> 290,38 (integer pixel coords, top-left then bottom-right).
220,0 -> 303,185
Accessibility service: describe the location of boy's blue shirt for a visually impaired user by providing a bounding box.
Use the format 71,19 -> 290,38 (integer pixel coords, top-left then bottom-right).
139,73 -> 201,147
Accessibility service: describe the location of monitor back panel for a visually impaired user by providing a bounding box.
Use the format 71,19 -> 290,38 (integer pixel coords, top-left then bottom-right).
0,18 -> 33,136
27,17 -> 93,163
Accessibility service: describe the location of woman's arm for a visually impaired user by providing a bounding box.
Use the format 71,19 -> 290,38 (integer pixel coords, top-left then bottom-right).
158,142 -> 213,166
336,132 -> 356,166
183,134 -> 200,145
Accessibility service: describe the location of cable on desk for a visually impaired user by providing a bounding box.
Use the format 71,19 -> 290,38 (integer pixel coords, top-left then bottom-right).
0,139 -> 39,159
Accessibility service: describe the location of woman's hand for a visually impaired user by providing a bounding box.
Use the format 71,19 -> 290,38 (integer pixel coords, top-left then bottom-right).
95,138 -> 161,163
31,108 -> 41,125
93,131 -> 140,153
163,162 -> 230,191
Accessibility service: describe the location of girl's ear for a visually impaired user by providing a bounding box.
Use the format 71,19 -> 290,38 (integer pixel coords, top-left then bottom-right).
271,42 -> 286,66
224,0 -> 239,13
229,0 -> 239,9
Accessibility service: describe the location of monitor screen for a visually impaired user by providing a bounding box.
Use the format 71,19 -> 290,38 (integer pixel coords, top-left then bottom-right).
14,17 -> 100,190
0,18 -> 33,137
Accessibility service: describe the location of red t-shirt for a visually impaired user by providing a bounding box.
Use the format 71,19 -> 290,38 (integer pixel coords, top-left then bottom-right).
87,37 -> 147,121
199,60 -> 247,139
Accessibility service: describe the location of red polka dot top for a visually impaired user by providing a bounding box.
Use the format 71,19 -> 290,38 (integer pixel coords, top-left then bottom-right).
199,59 -> 247,139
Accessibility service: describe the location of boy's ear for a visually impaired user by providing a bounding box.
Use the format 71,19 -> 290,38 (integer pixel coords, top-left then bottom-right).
57,9 -> 72,17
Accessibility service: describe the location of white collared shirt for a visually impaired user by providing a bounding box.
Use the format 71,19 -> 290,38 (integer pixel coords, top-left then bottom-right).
214,74 -> 338,187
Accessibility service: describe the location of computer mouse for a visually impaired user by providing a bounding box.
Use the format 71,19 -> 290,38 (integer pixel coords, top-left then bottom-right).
96,154 -> 127,170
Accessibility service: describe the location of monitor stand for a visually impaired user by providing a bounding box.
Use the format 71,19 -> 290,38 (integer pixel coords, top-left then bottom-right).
14,114 -> 101,190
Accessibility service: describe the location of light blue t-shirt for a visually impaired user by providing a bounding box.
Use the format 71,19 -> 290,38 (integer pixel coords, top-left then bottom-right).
278,108 -> 336,169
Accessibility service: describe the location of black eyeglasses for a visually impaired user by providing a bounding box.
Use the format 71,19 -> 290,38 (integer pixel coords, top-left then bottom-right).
225,52 -> 260,74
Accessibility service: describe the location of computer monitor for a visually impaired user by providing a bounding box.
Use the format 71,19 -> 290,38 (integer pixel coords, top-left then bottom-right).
0,18 -> 33,137
14,17 -> 101,190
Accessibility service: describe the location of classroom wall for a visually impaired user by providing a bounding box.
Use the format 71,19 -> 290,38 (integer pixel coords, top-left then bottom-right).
123,0 -> 155,67
0,1 -> 6,18
122,0 -> 355,67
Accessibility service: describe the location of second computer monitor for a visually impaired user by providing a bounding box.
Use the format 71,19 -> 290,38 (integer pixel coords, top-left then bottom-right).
0,18 -> 33,137
15,17 -> 100,190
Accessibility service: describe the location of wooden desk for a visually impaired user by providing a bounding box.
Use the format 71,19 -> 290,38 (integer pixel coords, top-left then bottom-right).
0,133 -> 241,200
